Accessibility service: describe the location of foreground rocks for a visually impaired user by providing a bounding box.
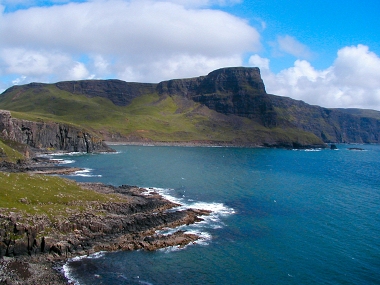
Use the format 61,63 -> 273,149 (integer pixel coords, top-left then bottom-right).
0,110 -> 113,153
0,157 -> 82,175
0,182 -> 210,284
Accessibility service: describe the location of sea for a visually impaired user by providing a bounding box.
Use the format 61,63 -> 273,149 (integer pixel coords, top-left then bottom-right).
50,144 -> 380,285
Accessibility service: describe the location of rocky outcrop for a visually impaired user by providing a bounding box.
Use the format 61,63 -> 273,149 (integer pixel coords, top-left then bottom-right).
157,67 -> 277,127
269,95 -> 380,143
0,110 -> 112,153
0,183 -> 210,259
55,79 -> 157,106
1,67 -> 380,145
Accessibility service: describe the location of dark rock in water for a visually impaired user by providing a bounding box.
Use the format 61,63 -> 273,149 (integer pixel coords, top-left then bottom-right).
0,183 -> 210,260
330,144 -> 338,150
348,147 -> 365,151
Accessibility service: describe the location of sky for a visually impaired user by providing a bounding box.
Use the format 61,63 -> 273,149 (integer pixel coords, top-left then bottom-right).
1,0 -> 380,110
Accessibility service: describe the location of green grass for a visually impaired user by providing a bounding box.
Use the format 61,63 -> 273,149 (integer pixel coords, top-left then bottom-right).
0,83 -> 325,145
0,140 -> 25,163
0,172 -> 128,217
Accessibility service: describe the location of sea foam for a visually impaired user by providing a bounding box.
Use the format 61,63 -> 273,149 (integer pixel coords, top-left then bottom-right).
71,168 -> 102,178
145,187 -> 235,247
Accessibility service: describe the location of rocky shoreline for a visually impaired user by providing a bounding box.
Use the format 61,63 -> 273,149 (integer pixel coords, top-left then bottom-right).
0,158 -> 211,285
105,140 -> 327,149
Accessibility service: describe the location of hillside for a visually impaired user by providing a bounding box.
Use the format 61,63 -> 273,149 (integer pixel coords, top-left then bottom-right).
0,67 -> 379,150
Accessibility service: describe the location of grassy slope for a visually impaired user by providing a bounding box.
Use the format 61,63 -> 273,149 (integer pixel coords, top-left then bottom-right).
334,108 -> 380,120
0,140 -> 25,163
0,172 -> 127,218
0,84 -> 323,145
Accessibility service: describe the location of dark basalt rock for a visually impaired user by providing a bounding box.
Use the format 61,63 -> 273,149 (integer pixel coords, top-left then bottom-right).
55,79 -> 157,106
1,67 -> 380,145
348,147 -> 365,151
157,67 -> 277,127
0,183 -> 210,259
0,110 -> 112,153
269,95 -> 380,143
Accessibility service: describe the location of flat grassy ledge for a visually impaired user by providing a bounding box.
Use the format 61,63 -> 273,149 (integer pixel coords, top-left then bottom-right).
0,172 -> 129,218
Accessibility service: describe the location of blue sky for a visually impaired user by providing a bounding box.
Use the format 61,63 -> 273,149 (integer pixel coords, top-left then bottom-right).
222,0 -> 380,72
1,0 -> 380,110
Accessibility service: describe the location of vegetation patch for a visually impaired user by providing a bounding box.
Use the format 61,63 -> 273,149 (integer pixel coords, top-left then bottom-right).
0,140 -> 25,163
0,172 -> 128,217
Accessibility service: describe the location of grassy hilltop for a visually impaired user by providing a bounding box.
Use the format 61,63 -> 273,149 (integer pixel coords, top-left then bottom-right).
0,82 -> 323,147
1,67 -> 379,149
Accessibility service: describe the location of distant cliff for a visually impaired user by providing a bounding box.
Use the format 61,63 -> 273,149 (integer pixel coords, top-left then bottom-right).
157,67 -> 277,127
269,95 -> 380,143
156,67 -> 380,143
55,79 -> 157,106
0,110 -> 112,153
1,67 -> 379,146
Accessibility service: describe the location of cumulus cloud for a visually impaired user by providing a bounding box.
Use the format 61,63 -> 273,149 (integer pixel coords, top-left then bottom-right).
248,54 -> 269,70
276,35 -> 313,59
0,0 -> 259,87
162,0 -> 242,7
0,48 -> 94,85
250,44 -> 380,110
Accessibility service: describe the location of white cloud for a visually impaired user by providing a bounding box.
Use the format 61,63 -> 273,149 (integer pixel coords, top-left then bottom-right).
276,35 -> 313,59
248,54 -> 269,71
69,62 -> 91,80
160,0 -> 242,8
0,48 -> 93,83
251,44 -> 380,110
0,0 -> 259,85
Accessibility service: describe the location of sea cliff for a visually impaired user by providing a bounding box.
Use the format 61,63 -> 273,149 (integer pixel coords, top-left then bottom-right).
0,110 -> 112,153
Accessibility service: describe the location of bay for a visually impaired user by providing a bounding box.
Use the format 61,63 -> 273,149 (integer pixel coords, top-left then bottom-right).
56,144 -> 380,285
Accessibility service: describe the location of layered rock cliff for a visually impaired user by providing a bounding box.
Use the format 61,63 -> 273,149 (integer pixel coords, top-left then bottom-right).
0,110 -> 112,153
55,79 -> 157,106
269,95 -> 380,143
1,67 -> 379,145
157,67 -> 277,127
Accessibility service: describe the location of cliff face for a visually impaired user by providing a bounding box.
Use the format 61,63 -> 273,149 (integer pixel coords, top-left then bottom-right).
157,67 -> 277,127
55,79 -> 157,106
0,110 -> 112,153
269,95 -> 380,143
1,67 -> 379,145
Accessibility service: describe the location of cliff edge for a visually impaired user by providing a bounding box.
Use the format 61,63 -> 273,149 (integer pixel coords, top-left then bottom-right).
0,110 -> 112,153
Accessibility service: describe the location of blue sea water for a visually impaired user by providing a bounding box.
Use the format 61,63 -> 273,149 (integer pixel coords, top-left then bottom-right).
54,144 -> 380,285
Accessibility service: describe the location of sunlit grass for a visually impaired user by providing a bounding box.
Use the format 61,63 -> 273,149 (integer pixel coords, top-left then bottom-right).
0,140 -> 25,163
0,172 -> 128,217
0,83 -> 324,145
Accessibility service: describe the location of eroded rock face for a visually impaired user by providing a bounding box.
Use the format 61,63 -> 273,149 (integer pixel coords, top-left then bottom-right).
55,80 -> 157,106
2,67 -> 380,144
0,110 -> 112,153
0,110 -> 16,141
157,67 -> 277,127
0,184 -> 210,258
269,95 -> 380,143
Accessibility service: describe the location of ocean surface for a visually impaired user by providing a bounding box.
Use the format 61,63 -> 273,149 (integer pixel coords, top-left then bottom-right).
53,144 -> 379,285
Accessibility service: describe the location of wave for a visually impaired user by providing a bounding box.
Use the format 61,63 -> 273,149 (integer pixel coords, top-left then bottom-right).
293,148 -> 322,152
48,151 -> 86,157
144,187 -> 235,246
70,168 -> 102,178
63,252 -> 106,285
50,158 -> 76,164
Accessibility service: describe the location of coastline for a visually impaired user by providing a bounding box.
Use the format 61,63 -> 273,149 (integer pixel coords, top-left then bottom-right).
104,140 -> 328,149
0,156 -> 211,285
105,140 -> 254,147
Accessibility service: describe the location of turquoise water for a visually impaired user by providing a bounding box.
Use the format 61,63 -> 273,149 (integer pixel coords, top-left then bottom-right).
57,144 -> 380,284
